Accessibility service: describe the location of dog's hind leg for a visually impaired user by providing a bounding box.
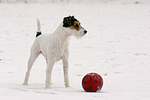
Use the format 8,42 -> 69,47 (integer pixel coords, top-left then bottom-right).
23,43 -> 40,86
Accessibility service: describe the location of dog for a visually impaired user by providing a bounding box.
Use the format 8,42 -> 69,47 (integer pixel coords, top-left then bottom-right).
23,16 -> 87,89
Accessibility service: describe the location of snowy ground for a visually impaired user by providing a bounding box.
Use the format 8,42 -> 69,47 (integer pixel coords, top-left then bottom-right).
0,2 -> 150,100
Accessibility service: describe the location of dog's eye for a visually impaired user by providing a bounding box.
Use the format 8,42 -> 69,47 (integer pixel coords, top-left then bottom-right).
75,24 -> 79,28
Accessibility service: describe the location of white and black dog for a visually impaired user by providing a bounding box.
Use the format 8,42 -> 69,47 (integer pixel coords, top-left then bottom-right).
23,16 -> 87,89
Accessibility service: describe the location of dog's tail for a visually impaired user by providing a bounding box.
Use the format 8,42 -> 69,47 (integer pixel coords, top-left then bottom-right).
36,18 -> 42,38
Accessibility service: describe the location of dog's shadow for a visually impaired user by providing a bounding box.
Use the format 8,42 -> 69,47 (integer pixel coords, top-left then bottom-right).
14,83 -> 105,94
17,83 -> 83,94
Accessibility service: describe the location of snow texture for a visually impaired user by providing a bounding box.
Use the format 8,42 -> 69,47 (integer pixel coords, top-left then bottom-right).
0,0 -> 150,100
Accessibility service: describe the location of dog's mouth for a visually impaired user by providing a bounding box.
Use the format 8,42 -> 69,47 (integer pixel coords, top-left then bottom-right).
73,29 -> 87,39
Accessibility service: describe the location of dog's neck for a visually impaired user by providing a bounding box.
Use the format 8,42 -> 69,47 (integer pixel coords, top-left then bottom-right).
53,23 -> 71,40
52,23 -> 70,46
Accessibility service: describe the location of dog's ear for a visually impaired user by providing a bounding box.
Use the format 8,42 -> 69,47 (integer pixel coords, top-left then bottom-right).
63,17 -> 68,27
63,16 -> 72,27
63,16 -> 78,27
63,17 -> 70,27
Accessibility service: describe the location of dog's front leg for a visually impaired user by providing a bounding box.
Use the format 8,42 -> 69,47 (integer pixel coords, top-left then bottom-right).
62,57 -> 70,87
45,60 -> 54,89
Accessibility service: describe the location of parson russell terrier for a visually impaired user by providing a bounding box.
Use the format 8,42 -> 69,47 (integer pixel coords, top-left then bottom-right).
23,16 -> 87,89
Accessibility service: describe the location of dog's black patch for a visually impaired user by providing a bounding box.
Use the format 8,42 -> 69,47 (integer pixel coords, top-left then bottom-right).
36,31 -> 42,38
63,16 -> 78,27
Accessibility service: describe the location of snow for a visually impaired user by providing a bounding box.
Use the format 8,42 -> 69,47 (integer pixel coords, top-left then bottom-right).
0,1 -> 150,100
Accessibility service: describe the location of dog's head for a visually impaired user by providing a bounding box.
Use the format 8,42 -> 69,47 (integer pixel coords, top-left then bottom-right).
63,16 -> 87,39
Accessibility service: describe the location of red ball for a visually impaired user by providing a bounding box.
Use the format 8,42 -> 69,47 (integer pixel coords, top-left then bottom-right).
82,73 -> 103,92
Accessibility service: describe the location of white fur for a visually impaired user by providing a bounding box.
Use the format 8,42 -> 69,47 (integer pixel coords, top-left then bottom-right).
23,18 -> 87,89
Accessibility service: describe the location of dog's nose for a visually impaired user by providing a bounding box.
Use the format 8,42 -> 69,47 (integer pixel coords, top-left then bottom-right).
84,30 -> 87,34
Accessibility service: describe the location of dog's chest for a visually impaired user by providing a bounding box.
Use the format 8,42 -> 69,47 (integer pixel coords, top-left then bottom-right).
52,40 -> 68,61
58,39 -> 68,54
40,34 -> 69,61
49,38 -> 68,59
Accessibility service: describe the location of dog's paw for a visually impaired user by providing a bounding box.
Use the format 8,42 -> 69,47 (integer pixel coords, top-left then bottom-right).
22,82 -> 28,86
65,84 -> 71,87
45,85 -> 51,89
45,87 -> 51,89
